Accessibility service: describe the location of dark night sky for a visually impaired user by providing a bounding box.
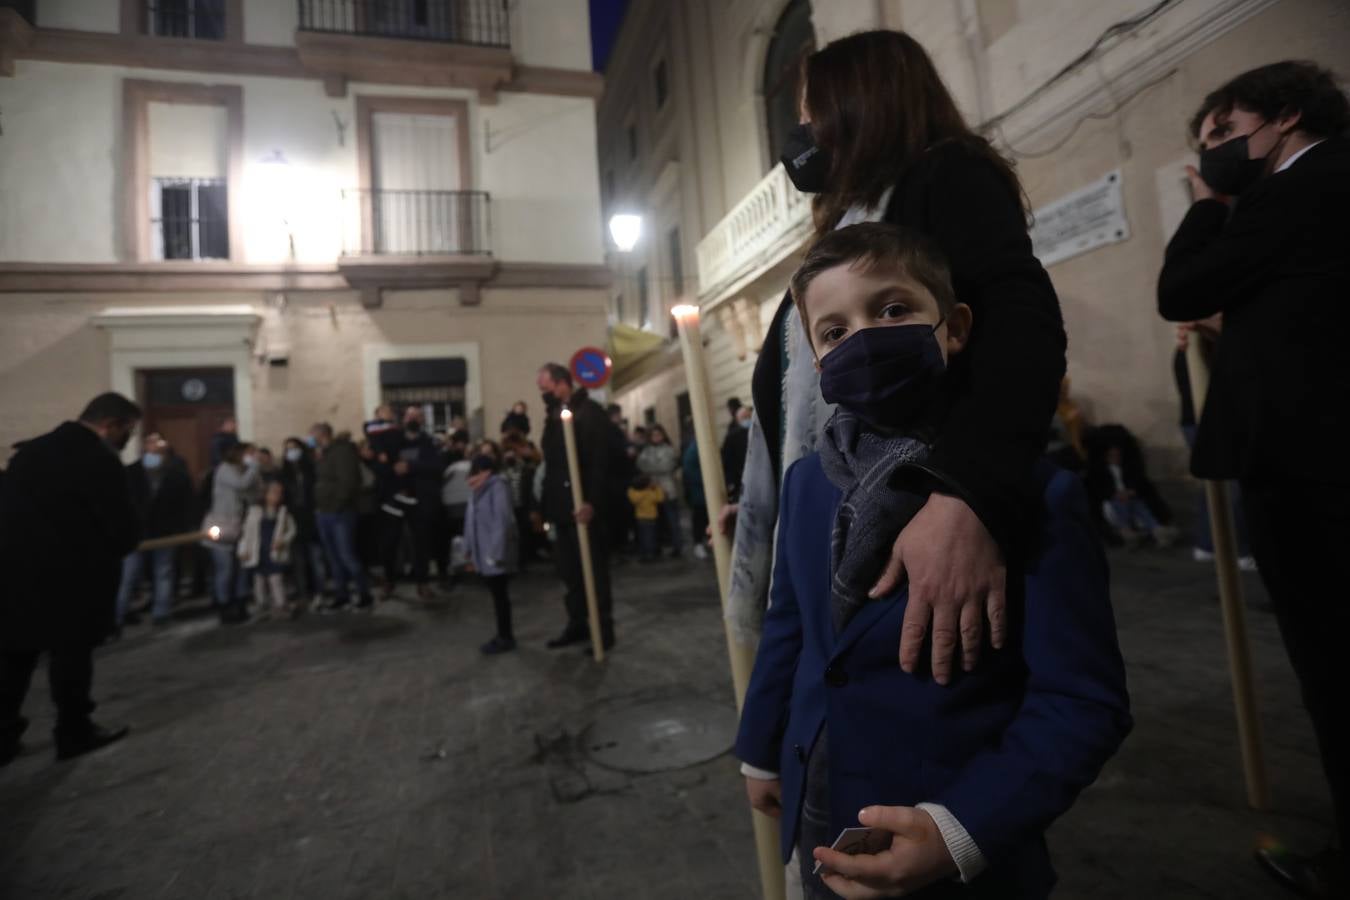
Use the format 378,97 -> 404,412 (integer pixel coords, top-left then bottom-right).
589,0 -> 630,72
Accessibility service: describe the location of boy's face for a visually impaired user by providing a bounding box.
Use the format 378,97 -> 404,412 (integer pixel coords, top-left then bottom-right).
802,262 -> 971,366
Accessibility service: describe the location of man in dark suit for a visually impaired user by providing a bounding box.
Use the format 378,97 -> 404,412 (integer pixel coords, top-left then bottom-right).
537,363 -> 615,651
117,433 -> 194,628
1158,61 -> 1349,896
0,393 -> 143,766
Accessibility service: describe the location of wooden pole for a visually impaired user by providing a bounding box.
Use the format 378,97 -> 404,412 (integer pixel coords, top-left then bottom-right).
136,528 -> 218,552
1185,332 -> 1270,809
559,406 -> 605,664
673,304 -> 785,900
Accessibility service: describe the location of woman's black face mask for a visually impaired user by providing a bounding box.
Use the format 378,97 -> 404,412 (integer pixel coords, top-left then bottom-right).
781,123 -> 830,193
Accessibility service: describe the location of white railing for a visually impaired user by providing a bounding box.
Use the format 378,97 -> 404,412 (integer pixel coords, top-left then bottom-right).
695,163 -> 812,304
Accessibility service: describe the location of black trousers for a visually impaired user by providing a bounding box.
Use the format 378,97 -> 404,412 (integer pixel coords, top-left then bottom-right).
553,519 -> 614,636
379,502 -> 431,585
1242,479 -> 1350,850
484,574 -> 514,640
0,645 -> 96,743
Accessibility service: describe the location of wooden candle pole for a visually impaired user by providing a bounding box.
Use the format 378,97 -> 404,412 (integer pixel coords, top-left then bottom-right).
136,527 -> 220,552
673,304 -> 785,900
1185,332 -> 1269,809
560,406 -> 605,664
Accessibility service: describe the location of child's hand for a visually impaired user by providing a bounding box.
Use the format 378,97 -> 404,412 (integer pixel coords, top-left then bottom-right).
815,806 -> 957,898
743,775 -> 782,819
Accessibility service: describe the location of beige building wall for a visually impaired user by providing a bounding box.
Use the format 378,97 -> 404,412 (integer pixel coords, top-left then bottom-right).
0,286 -> 608,454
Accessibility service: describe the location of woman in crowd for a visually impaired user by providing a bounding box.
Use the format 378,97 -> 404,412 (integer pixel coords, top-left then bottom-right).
280,436 -> 327,609
636,424 -> 682,558
203,442 -> 261,624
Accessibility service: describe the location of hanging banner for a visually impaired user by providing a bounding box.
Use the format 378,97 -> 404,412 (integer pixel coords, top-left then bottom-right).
1030,169 -> 1130,267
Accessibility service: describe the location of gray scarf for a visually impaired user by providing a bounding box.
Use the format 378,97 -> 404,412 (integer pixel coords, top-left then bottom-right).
817,408 -> 931,633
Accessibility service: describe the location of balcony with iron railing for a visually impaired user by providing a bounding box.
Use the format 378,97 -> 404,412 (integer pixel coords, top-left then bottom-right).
337,188 -> 494,306
297,0 -> 510,47
294,0 -> 513,99
694,162 -> 813,310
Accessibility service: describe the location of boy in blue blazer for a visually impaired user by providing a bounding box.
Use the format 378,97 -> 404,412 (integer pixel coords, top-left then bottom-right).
734,223 -> 1131,898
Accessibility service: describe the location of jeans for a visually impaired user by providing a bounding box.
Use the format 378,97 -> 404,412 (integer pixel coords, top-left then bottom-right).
317,510 -> 368,602
291,538 -> 328,600
1104,497 -> 1159,533
116,548 -> 175,623
658,500 -> 683,554
635,519 -> 659,560
210,544 -> 246,607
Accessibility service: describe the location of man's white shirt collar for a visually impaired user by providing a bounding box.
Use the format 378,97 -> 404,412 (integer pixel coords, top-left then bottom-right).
1275,139 -> 1325,173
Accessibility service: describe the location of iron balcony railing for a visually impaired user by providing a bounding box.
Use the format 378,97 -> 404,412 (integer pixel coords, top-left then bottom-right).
297,0 -> 510,47
341,188 -> 491,256
146,0 -> 227,40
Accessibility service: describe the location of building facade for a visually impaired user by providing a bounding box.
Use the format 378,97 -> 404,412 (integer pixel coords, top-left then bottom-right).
0,0 -> 608,478
598,0 -> 1349,475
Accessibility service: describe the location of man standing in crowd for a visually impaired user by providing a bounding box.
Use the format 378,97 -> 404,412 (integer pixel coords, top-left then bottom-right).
311,423 -> 373,612
720,403 -> 752,502
1158,60 -> 1349,896
116,433 -> 193,629
537,363 -> 616,651
0,393 -> 142,765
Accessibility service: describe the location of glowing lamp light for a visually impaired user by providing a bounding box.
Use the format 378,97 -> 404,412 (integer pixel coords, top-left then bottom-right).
608,214 -> 642,252
671,304 -> 699,322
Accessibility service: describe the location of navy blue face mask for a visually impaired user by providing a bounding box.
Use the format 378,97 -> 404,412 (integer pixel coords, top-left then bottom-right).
818,321 -> 947,431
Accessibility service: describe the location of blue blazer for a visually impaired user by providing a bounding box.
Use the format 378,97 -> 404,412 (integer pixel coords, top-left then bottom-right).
734,454 -> 1131,898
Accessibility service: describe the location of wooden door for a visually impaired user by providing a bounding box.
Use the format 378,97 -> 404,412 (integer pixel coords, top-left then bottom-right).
137,368 -> 235,485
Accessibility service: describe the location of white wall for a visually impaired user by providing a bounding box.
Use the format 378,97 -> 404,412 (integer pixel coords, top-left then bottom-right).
0,60 -> 121,262
512,0 -> 593,70
35,0 -> 120,33
0,62 -> 604,266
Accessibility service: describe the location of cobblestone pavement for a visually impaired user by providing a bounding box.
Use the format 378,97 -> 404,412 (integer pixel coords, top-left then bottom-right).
0,542 -> 1332,899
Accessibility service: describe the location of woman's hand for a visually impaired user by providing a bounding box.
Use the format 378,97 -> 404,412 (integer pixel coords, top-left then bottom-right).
815,806 -> 957,898
715,503 -> 739,538
869,493 -> 1006,685
744,776 -> 782,819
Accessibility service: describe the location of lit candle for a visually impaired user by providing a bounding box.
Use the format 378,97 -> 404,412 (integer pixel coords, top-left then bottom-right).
672,303 -> 785,900
559,406 -> 605,663
208,526 -> 221,541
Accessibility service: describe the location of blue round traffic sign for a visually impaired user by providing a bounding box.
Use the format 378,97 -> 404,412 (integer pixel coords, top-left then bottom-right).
570,346 -> 612,388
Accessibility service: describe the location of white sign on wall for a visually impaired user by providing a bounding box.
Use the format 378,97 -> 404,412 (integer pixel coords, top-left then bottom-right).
1029,170 -> 1130,267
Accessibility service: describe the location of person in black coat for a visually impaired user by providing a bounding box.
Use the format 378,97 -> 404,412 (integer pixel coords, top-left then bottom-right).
373,408 -> 443,601
116,434 -> 194,627
0,393 -> 143,766
537,363 -> 615,650
720,404 -> 752,502
1159,62 -> 1350,894
280,436 -> 328,606
744,31 -> 1065,689
501,401 -> 531,438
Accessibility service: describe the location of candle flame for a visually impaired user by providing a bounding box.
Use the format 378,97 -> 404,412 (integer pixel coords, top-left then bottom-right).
671,304 -> 699,320
560,408 -> 573,420
208,526 -> 221,541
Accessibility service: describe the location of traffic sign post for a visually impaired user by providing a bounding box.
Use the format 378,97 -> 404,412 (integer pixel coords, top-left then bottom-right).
570,346 -> 612,389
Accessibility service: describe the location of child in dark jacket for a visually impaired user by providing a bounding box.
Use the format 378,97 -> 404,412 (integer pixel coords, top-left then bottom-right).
735,224 -> 1131,898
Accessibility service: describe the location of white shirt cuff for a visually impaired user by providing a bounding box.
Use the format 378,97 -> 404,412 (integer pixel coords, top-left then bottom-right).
916,802 -> 987,883
740,762 -> 780,780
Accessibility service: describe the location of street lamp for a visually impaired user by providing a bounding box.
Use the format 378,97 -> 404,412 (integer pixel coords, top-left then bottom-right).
255,149 -> 295,260
608,213 -> 642,252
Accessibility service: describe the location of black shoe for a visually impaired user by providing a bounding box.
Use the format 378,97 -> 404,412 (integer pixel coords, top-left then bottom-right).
319,599 -> 351,615
151,616 -> 172,629
480,636 -> 517,655
218,603 -> 249,625
546,628 -> 588,649
122,610 -> 143,626
1256,840 -> 1346,899
579,632 -> 617,654
55,723 -> 129,762
355,595 -> 375,612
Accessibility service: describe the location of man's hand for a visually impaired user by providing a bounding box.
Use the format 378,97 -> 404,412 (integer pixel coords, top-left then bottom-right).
744,776 -> 782,819
715,503 -> 739,539
815,806 -> 957,899
1185,164 -> 1231,206
529,511 -> 544,533
393,461 -> 410,476
573,503 -> 595,526
870,493 -> 1006,685
1177,313 -> 1224,350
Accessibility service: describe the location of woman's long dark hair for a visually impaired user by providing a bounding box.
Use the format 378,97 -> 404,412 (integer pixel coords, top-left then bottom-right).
802,30 -> 1026,234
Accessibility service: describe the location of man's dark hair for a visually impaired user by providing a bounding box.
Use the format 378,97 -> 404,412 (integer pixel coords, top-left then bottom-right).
790,223 -> 956,351
312,422 -> 334,439
540,363 -> 573,386
606,403 -> 622,416
1190,60 -> 1350,140
79,392 -> 141,424
727,397 -> 743,415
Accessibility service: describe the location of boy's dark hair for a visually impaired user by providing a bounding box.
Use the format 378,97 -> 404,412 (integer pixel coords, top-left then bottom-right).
79,392 -> 141,424
1189,60 -> 1349,140
790,223 -> 956,347
539,362 -> 573,386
